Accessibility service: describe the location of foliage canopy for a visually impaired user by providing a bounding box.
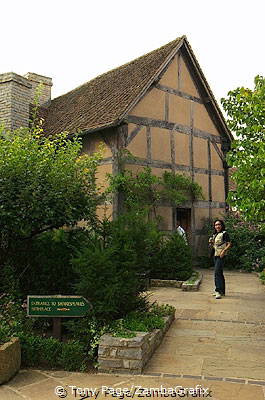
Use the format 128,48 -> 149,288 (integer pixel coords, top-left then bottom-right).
221,75 -> 265,221
107,164 -> 203,217
0,124 -> 102,253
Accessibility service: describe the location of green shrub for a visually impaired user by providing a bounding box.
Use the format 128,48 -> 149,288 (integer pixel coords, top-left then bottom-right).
201,213 -> 265,272
151,233 -> 192,280
260,270 -> 265,284
0,228 -> 89,298
220,213 -> 264,272
72,234 -> 139,323
0,294 -> 36,340
72,213 -> 162,323
0,324 -> 12,345
58,340 -> 87,371
18,333 -> 87,371
18,334 -> 63,368
64,316 -> 110,362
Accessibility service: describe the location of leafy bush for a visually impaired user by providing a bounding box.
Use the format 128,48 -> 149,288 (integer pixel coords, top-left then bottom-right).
259,270 -> 265,284
72,212 -> 165,323
0,294 -> 35,342
0,228 -> 88,298
220,213 -> 264,272
58,340 -> 87,371
150,233 -> 193,280
18,334 -> 87,371
0,324 -> 12,345
110,211 -> 162,275
202,213 -> 265,272
64,316 -> 110,362
72,232 -> 139,323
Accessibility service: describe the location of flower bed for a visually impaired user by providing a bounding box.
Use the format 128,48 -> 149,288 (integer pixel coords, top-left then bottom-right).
97,311 -> 175,374
0,337 -> 21,384
182,271 -> 203,291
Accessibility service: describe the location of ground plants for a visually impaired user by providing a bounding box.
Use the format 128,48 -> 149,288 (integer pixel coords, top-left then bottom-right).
109,302 -> 175,338
259,270 -> 265,285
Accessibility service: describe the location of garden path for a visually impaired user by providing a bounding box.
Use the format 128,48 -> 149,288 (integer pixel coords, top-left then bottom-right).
1,270 -> 264,400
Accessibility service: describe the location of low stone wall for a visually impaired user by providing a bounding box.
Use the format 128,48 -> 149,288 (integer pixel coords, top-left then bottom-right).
182,271 -> 203,291
0,337 -> 21,384
150,279 -> 183,288
151,271 -> 203,291
98,312 -> 174,374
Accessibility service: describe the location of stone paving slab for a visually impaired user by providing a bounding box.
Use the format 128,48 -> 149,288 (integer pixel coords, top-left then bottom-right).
145,269 -> 265,386
1,270 -> 265,400
1,370 -> 265,400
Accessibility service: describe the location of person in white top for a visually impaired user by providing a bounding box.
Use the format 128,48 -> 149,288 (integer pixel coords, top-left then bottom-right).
176,220 -> 187,244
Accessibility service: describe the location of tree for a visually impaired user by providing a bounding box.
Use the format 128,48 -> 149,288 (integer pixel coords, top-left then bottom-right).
221,75 -> 265,222
0,124 -> 103,254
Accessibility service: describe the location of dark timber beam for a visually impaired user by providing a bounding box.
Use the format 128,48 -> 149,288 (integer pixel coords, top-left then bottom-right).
156,83 -> 203,104
207,139 -> 212,220
125,115 -> 222,144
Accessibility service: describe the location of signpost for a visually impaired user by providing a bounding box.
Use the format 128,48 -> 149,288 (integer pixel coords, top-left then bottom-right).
27,295 -> 91,339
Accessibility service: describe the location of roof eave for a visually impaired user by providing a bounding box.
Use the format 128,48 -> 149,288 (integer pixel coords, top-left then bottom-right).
66,119 -> 121,139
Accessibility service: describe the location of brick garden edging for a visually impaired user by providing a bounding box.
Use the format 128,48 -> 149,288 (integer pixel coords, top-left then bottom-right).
98,312 -> 175,374
0,337 -> 21,384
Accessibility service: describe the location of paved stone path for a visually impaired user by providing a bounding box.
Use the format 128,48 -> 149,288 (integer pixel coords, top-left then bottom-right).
145,269 -> 265,396
1,270 -> 265,400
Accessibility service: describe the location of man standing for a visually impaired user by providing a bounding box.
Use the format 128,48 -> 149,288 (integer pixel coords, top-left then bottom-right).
176,220 -> 188,244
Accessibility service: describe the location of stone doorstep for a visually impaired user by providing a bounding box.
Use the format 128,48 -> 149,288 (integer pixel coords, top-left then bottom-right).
182,271 -> 203,291
98,312 -> 175,374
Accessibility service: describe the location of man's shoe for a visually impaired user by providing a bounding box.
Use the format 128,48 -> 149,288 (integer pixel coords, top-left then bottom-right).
215,292 -> 222,299
212,290 -> 217,296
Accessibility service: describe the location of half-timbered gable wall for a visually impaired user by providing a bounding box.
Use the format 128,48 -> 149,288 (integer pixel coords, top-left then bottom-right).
124,50 -> 227,250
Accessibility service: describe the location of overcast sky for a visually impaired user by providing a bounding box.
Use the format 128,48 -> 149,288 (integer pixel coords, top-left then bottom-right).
1,0 -> 264,108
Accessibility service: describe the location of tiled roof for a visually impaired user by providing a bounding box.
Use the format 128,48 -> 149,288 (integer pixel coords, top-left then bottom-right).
43,37 -> 184,135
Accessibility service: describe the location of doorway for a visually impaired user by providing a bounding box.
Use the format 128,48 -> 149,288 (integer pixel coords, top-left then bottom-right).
175,208 -> 191,237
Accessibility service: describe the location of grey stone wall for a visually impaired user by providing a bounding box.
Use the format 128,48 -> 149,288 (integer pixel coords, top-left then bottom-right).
98,313 -> 174,374
0,337 -> 21,384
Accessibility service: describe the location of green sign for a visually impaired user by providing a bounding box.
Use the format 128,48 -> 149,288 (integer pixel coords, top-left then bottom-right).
27,295 -> 91,317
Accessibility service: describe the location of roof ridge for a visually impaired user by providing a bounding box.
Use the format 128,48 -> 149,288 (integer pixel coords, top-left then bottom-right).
52,36 -> 185,102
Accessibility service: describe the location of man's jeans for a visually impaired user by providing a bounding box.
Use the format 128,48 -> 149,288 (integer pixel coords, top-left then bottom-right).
214,256 -> 225,295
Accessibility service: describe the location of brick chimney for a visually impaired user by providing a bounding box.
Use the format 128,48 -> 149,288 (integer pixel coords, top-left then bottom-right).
0,72 -> 52,131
